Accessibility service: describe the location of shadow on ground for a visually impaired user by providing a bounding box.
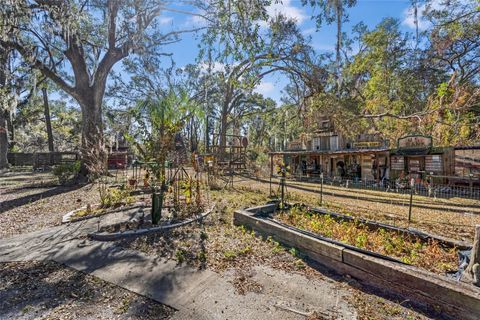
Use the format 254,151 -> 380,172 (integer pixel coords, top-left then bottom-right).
0,260 -> 174,319
0,183 -> 86,215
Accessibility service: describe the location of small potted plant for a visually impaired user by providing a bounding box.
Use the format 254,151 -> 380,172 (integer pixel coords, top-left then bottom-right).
128,178 -> 137,187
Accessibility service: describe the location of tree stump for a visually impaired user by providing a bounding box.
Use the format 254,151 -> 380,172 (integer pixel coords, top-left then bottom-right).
462,225 -> 480,286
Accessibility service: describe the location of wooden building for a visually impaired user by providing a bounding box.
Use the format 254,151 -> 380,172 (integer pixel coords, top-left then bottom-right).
269,124 -> 480,186
269,117 -> 390,181
389,135 -> 446,181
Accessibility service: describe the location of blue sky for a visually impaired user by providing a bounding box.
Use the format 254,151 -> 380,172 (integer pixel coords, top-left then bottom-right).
150,0 -> 425,104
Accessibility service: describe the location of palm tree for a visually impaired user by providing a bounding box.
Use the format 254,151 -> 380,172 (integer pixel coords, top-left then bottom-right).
127,89 -> 200,224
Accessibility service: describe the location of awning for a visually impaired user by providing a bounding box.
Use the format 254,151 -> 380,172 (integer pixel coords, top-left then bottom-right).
269,148 -> 390,156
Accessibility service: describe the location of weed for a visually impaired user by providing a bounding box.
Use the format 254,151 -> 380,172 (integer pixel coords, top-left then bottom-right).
116,297 -> 131,314
175,249 -> 187,263
99,186 -> 133,208
200,231 -> 209,240
21,305 -> 33,314
197,251 -> 207,262
239,246 -> 252,255
267,237 -> 283,254
53,161 -> 80,185
294,259 -> 306,269
223,250 -> 237,260
289,247 -> 300,258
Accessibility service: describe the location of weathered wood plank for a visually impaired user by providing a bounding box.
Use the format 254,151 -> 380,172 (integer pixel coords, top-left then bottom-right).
234,206 -> 480,320
234,209 -> 344,262
343,249 -> 480,319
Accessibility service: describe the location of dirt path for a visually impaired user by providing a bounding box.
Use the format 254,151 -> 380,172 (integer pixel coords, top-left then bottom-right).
0,212 -> 359,320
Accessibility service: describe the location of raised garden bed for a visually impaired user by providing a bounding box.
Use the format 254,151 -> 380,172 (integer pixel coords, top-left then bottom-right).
234,203 -> 480,320
310,207 -> 472,250
276,205 -> 458,274
88,205 -> 215,241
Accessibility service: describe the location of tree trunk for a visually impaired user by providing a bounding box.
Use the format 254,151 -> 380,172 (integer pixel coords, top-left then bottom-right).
335,1 -> 342,92
219,86 -> 233,153
42,87 -> 55,154
219,109 -> 228,161
78,91 -> 106,179
0,111 -> 8,169
463,225 -> 480,286
6,113 -> 14,150
0,48 -> 8,169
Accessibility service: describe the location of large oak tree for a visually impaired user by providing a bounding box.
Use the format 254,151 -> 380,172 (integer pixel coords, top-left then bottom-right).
0,0 -> 202,176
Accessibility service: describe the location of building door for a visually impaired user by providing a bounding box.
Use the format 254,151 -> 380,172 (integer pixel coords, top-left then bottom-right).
407,157 -> 425,180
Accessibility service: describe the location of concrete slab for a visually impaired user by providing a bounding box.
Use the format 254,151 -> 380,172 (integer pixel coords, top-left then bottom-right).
169,265 -> 357,320
0,206 -> 358,319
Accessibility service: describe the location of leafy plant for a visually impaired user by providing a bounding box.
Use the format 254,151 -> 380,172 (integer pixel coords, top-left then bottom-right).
176,249 -> 187,263
197,251 -> 207,262
278,206 -> 458,274
267,237 -> 283,254
289,247 -> 300,258
239,246 -> 252,255
99,186 -> 133,208
53,161 -> 80,185
294,259 -> 306,269
223,250 -> 237,260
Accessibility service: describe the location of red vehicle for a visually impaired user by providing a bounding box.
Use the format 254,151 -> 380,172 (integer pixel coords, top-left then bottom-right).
108,152 -> 128,169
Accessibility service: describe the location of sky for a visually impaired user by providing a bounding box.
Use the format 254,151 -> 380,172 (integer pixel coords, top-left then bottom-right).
150,0 -> 427,104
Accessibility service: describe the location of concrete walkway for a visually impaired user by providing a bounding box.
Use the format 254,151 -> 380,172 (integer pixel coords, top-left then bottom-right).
0,208 -> 357,319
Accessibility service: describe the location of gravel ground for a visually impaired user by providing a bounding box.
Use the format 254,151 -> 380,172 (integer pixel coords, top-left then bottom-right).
0,177 -> 100,239
0,260 -> 175,320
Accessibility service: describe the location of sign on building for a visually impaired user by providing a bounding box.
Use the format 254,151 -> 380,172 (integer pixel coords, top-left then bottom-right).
391,156 -> 405,170
398,135 -> 432,149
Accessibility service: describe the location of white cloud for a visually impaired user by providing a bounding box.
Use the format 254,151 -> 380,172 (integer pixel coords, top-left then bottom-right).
267,0 -> 307,24
158,16 -> 173,25
401,0 -> 444,31
258,0 -> 307,28
402,6 -> 430,30
312,43 -> 334,52
302,27 -> 316,36
198,61 -> 226,73
183,10 -> 208,28
186,15 -> 207,27
254,81 -> 275,95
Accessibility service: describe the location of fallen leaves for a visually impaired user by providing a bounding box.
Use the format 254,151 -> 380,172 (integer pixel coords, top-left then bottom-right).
0,261 -> 174,319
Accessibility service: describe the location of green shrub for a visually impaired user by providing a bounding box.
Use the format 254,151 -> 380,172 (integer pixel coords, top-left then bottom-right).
99,187 -> 133,208
53,161 -> 80,185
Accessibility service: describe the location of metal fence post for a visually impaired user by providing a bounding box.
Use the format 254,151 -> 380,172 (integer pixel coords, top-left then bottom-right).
408,178 -> 414,226
320,172 -> 324,206
269,174 -> 272,197
470,174 -> 473,198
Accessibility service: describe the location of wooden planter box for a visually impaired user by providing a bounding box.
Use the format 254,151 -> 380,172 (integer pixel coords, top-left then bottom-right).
234,204 -> 480,320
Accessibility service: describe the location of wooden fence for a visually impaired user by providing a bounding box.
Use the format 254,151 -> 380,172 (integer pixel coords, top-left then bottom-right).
7,152 -> 79,169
